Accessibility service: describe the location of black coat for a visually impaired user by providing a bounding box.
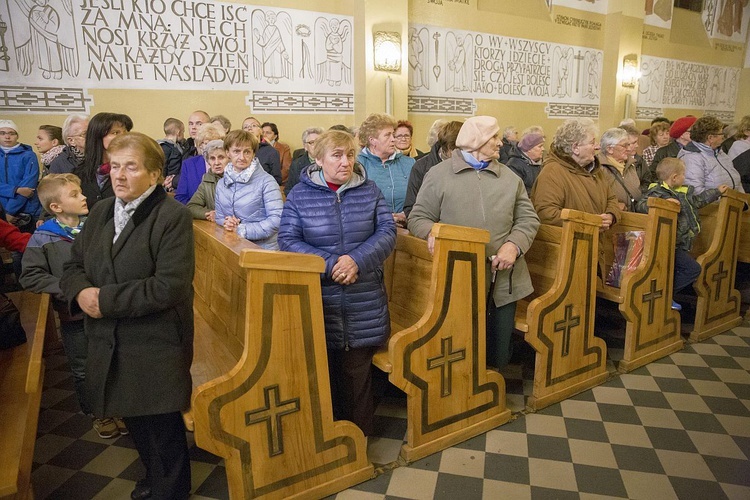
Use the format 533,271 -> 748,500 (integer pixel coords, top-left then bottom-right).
403,142 -> 442,217
61,186 -> 195,418
505,148 -> 541,196
49,146 -> 82,174
732,148 -> 750,193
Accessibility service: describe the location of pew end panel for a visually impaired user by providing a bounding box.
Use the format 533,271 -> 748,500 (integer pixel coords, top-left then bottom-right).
383,224 -> 510,463
191,249 -> 373,500
740,206 -> 750,264
599,198 -> 683,373
0,293 -> 53,500
519,210 -> 609,411
690,190 -> 745,342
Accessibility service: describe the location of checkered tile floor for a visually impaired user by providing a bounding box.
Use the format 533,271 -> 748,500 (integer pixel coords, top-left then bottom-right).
33,312 -> 750,499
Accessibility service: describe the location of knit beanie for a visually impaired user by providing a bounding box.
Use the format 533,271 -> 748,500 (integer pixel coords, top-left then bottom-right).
456,116 -> 500,152
670,116 -> 697,139
0,120 -> 18,132
518,133 -> 545,152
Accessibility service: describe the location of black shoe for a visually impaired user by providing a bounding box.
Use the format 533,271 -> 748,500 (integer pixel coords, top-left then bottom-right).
131,479 -> 151,500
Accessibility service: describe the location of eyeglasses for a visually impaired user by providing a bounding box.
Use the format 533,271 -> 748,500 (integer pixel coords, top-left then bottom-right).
394,134 -> 411,140
710,132 -> 725,137
305,140 -> 317,145
0,131 -> 18,136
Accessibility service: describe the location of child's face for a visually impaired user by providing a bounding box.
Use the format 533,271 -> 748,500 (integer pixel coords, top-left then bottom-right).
668,169 -> 685,188
0,127 -> 19,148
54,183 -> 89,217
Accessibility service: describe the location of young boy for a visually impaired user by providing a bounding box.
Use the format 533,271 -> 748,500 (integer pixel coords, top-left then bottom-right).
636,157 -> 727,310
158,118 -> 185,192
19,174 -> 124,439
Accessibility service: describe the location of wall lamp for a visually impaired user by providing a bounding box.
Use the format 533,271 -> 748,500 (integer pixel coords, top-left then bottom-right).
621,54 -> 641,89
373,31 -> 401,115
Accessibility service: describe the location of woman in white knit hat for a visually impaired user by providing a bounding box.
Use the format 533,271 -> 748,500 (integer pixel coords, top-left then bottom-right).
408,116 -> 540,369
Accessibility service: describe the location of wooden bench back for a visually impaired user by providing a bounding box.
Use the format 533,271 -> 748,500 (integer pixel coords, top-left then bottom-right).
0,293 -> 53,498
191,234 -> 373,499
689,189 -> 747,340
520,209 -> 609,410
383,228 -> 434,334
380,223 -> 511,463
598,198 -> 682,372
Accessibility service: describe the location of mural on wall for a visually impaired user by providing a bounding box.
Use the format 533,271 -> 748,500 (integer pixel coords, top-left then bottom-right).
408,23 -> 603,118
644,0 -> 673,29
636,55 -> 740,122
552,0 -> 608,14
0,0 -> 354,114
702,0 -> 750,43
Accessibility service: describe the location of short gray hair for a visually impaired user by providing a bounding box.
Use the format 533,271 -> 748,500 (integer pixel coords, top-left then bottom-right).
301,127 -> 324,143
552,118 -> 598,156
61,113 -> 89,142
503,126 -> 517,139
600,127 -> 629,152
202,139 -> 226,159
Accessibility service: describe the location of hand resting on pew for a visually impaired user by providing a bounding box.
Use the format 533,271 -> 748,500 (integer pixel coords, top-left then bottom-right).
599,213 -> 614,231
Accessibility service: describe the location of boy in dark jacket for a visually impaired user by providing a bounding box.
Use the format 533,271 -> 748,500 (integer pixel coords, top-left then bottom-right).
158,118 -> 185,192
19,174 -> 123,439
636,158 -> 726,310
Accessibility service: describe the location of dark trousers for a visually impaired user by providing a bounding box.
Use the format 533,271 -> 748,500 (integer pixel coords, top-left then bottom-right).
674,249 -> 701,294
327,346 -> 378,436
122,412 -> 191,500
59,319 -> 91,415
487,301 -> 517,369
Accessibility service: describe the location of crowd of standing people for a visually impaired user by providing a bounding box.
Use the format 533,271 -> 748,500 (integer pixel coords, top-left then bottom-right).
1,109 -> 748,499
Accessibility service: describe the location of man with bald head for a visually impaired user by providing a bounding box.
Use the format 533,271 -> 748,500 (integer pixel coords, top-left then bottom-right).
184,110 -> 210,160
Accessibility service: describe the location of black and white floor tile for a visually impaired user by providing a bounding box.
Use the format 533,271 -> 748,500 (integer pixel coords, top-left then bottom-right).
33,312 -> 750,499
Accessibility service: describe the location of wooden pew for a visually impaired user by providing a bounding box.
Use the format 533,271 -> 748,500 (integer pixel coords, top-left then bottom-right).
373,224 -> 511,463
0,292 -> 55,499
688,190 -> 746,341
189,221 -> 373,499
515,209 -> 609,410
740,210 -> 750,264
598,198 -> 683,372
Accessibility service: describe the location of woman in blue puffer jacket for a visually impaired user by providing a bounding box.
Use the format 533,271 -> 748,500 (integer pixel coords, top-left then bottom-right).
214,130 -> 283,250
279,130 -> 396,436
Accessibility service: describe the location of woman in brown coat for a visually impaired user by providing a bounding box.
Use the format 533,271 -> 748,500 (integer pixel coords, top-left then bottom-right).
531,118 -> 621,228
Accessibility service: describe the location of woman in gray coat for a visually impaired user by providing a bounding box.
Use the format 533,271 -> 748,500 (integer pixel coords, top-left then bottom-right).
408,116 -> 540,369
61,132 -> 194,500
187,139 -> 228,221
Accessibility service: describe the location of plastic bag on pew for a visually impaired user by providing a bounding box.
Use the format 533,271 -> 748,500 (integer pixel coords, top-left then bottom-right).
605,231 -> 645,288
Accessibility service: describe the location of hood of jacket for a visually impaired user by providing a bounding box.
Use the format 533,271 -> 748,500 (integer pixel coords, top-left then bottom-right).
0,143 -> 33,157
301,162 -> 368,193
358,147 -> 405,166
545,148 -> 601,177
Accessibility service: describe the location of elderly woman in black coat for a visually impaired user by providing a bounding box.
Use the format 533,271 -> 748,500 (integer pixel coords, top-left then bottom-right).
61,132 -> 194,500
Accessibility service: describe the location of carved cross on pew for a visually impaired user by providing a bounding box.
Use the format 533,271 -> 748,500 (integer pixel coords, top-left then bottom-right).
712,261 -> 729,302
245,385 -> 300,457
642,279 -> 663,325
427,336 -> 466,397
554,304 -> 580,357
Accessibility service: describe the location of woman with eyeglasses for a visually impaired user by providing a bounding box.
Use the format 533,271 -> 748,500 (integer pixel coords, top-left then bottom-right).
678,115 -> 745,194
394,120 -> 424,159
50,114 -> 88,175
531,118 -> 621,229
75,112 -> 133,209
285,127 -> 323,197
214,130 -> 283,249
240,117 -> 282,185
598,128 -> 643,212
